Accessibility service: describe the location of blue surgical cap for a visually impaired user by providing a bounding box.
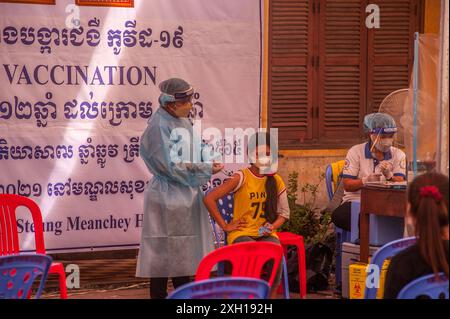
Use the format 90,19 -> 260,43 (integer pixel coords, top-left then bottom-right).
363,113 -> 397,135
158,78 -> 194,107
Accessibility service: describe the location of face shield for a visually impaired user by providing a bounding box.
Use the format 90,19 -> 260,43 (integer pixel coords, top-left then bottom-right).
369,127 -> 398,153
364,113 -> 399,153
172,88 -> 195,118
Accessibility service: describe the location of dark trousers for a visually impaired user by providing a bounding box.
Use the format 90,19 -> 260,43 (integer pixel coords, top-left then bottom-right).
150,276 -> 191,299
331,201 -> 352,232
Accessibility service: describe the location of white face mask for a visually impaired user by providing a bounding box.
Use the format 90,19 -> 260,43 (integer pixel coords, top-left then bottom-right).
169,101 -> 193,118
249,146 -> 278,174
255,155 -> 271,168
378,138 -> 394,151
371,135 -> 394,153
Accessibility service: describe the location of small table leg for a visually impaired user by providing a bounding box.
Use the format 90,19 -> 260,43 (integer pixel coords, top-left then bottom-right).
360,211 -> 370,263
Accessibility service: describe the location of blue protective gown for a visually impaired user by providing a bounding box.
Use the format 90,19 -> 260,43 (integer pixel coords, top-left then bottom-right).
136,107 -> 214,278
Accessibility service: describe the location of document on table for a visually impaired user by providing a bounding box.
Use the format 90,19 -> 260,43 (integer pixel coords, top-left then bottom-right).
364,181 -> 407,189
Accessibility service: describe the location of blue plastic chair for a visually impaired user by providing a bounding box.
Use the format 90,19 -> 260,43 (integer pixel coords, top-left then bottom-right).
211,192 -> 234,247
334,226 -> 352,289
205,190 -> 290,299
326,164 -> 352,289
325,164 -> 358,243
0,254 -> 52,299
364,237 -> 417,299
205,190 -> 234,276
397,272 -> 449,299
167,277 -> 270,299
325,165 -> 334,201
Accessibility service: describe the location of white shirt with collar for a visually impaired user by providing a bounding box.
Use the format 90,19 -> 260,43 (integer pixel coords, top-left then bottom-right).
341,142 -> 406,203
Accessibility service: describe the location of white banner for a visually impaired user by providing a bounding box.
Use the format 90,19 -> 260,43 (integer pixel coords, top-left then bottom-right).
0,0 -> 263,252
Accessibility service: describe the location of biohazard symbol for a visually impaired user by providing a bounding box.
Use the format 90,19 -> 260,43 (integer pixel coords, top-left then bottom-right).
354,282 -> 362,297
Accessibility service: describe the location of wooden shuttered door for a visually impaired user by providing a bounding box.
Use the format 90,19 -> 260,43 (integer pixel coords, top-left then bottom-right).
268,0 -> 314,147
317,0 -> 367,142
367,0 -> 419,113
268,0 -> 421,148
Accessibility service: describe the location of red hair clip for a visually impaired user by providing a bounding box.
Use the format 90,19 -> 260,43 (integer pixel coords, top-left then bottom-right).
419,185 -> 443,202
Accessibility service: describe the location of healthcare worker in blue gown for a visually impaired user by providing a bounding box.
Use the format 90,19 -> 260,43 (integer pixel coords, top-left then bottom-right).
136,78 -> 224,299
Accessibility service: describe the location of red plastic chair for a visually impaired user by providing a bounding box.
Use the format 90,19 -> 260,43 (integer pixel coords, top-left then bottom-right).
0,194 -> 67,299
195,242 -> 283,287
277,232 -> 307,298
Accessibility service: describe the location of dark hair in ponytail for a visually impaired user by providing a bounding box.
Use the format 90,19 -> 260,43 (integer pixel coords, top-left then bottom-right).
408,172 -> 449,277
248,132 -> 278,223
265,175 -> 278,224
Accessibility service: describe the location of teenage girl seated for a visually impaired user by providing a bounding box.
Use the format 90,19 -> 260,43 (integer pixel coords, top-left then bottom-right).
203,132 -> 290,298
384,172 -> 449,298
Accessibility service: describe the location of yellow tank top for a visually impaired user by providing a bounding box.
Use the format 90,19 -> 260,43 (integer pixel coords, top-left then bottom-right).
227,167 -> 286,244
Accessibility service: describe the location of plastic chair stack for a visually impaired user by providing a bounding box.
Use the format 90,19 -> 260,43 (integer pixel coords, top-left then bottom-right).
0,194 -> 68,299
168,277 -> 270,299
0,254 -> 52,299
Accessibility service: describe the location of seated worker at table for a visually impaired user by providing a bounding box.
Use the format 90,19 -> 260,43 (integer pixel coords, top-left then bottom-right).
331,113 -> 406,232
203,132 -> 290,298
384,172 -> 449,299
